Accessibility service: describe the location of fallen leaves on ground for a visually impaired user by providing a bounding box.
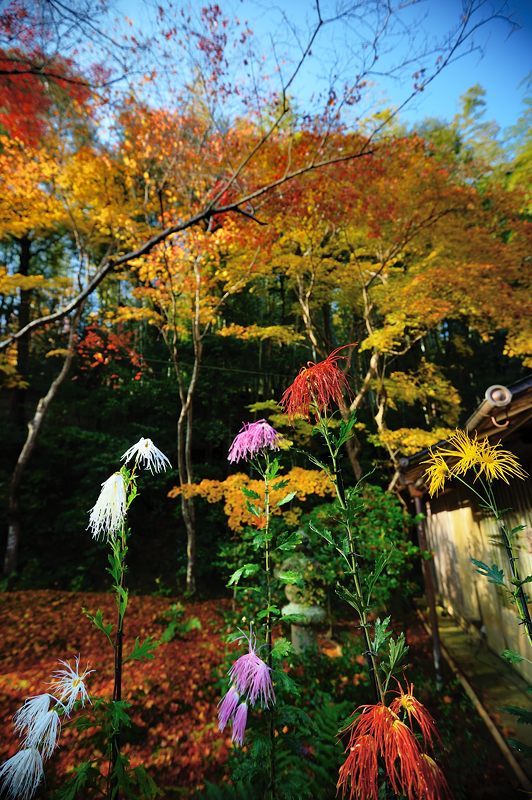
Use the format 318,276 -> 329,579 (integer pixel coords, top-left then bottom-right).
0,590 -> 232,796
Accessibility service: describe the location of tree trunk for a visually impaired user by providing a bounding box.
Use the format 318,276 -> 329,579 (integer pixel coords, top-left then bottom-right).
4,308 -> 81,576
174,259 -> 204,595
9,235 -> 32,429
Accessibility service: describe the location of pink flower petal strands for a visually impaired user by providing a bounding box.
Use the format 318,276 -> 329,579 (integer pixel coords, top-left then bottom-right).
231,702 -> 248,746
228,629 -> 275,707
218,628 -> 276,747
228,419 -> 280,463
280,344 -> 354,420
218,687 -> 240,732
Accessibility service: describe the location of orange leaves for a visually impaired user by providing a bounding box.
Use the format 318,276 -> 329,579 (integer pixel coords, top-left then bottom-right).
169,467 -> 334,531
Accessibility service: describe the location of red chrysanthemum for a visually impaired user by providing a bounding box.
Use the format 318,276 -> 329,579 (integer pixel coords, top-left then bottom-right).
385,718 -> 424,797
389,681 -> 439,748
280,344 -> 354,419
416,754 -> 452,800
337,735 -> 378,800
338,698 -> 450,800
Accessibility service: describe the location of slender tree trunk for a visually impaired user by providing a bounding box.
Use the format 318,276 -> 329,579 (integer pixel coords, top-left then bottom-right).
9,236 -> 32,429
4,308 -> 81,576
174,259 -> 204,594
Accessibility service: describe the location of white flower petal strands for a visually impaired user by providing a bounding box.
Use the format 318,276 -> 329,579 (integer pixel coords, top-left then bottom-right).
121,437 -> 171,474
24,710 -> 60,759
50,656 -> 93,715
88,472 -> 127,539
0,748 -> 44,800
13,694 -> 53,737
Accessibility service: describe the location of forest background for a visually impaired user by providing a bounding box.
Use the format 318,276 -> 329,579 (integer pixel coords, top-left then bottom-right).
0,0 -> 530,599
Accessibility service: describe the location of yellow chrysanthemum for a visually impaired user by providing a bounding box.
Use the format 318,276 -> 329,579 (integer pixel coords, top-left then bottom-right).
437,429 -> 483,476
423,429 -> 527,492
474,438 -> 528,484
423,453 -> 450,496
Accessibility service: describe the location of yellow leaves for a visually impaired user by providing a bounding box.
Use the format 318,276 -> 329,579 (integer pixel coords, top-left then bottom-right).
45,348 -> 70,358
217,324 -> 305,346
0,137 -> 64,237
371,427 -> 455,456
0,267 -> 45,296
504,329 -> 532,368
384,361 -> 461,425
113,305 -> 164,326
169,467 -> 334,531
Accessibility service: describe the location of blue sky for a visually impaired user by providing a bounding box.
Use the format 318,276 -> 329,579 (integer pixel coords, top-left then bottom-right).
121,0 -> 531,132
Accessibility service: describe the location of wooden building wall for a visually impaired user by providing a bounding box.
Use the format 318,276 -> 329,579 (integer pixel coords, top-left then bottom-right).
424,478 -> 532,683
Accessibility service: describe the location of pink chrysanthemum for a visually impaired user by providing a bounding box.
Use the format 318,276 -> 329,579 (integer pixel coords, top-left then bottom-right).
228,419 -> 280,463
228,631 -> 275,708
218,687 -> 240,732
232,702 -> 248,746
280,344 -> 354,420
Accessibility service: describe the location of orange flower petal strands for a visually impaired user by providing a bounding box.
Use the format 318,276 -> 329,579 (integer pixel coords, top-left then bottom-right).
389,682 -> 439,748
280,344 -> 355,420
338,701 -> 450,800
385,718 -> 424,798
337,735 -> 379,800
416,754 -> 452,800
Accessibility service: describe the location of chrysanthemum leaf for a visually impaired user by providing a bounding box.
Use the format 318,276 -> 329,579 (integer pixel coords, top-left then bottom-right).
241,486 -> 260,500
83,607 -> 113,642
501,649 -> 524,664
125,635 -> 159,662
277,530 -> 303,552
271,637 -> 295,660
227,563 -> 260,587
471,558 -> 505,586
276,491 -> 296,507
278,569 -> 304,587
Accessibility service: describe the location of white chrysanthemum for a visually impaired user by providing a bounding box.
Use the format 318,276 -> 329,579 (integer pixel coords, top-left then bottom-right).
24,710 -> 60,759
88,472 -> 126,539
50,656 -> 93,715
0,748 -> 44,800
13,694 -> 53,738
121,437 -> 171,474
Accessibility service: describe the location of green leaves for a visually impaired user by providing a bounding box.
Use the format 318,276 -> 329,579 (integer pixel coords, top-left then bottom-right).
364,553 -> 391,607
335,584 -> 363,616
471,558 -> 505,586
227,563 -> 260,586
276,491 -> 296,507
160,609 -> 202,643
271,637 -> 295,660
51,762 -> 100,800
278,569 -> 304,587
83,607 -> 113,644
308,520 -> 333,546
501,649 -> 524,664
245,500 -> 262,517
125,636 -> 159,662
333,414 -> 357,452
500,705 -> 532,725
241,486 -> 260,500
371,616 -> 392,654
278,530 -> 303,552
257,604 -> 280,620
107,700 -> 132,735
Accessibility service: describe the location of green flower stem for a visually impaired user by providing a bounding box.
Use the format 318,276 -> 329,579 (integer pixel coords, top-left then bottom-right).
258,454 -> 277,800
108,467 -> 137,800
316,413 -> 384,703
